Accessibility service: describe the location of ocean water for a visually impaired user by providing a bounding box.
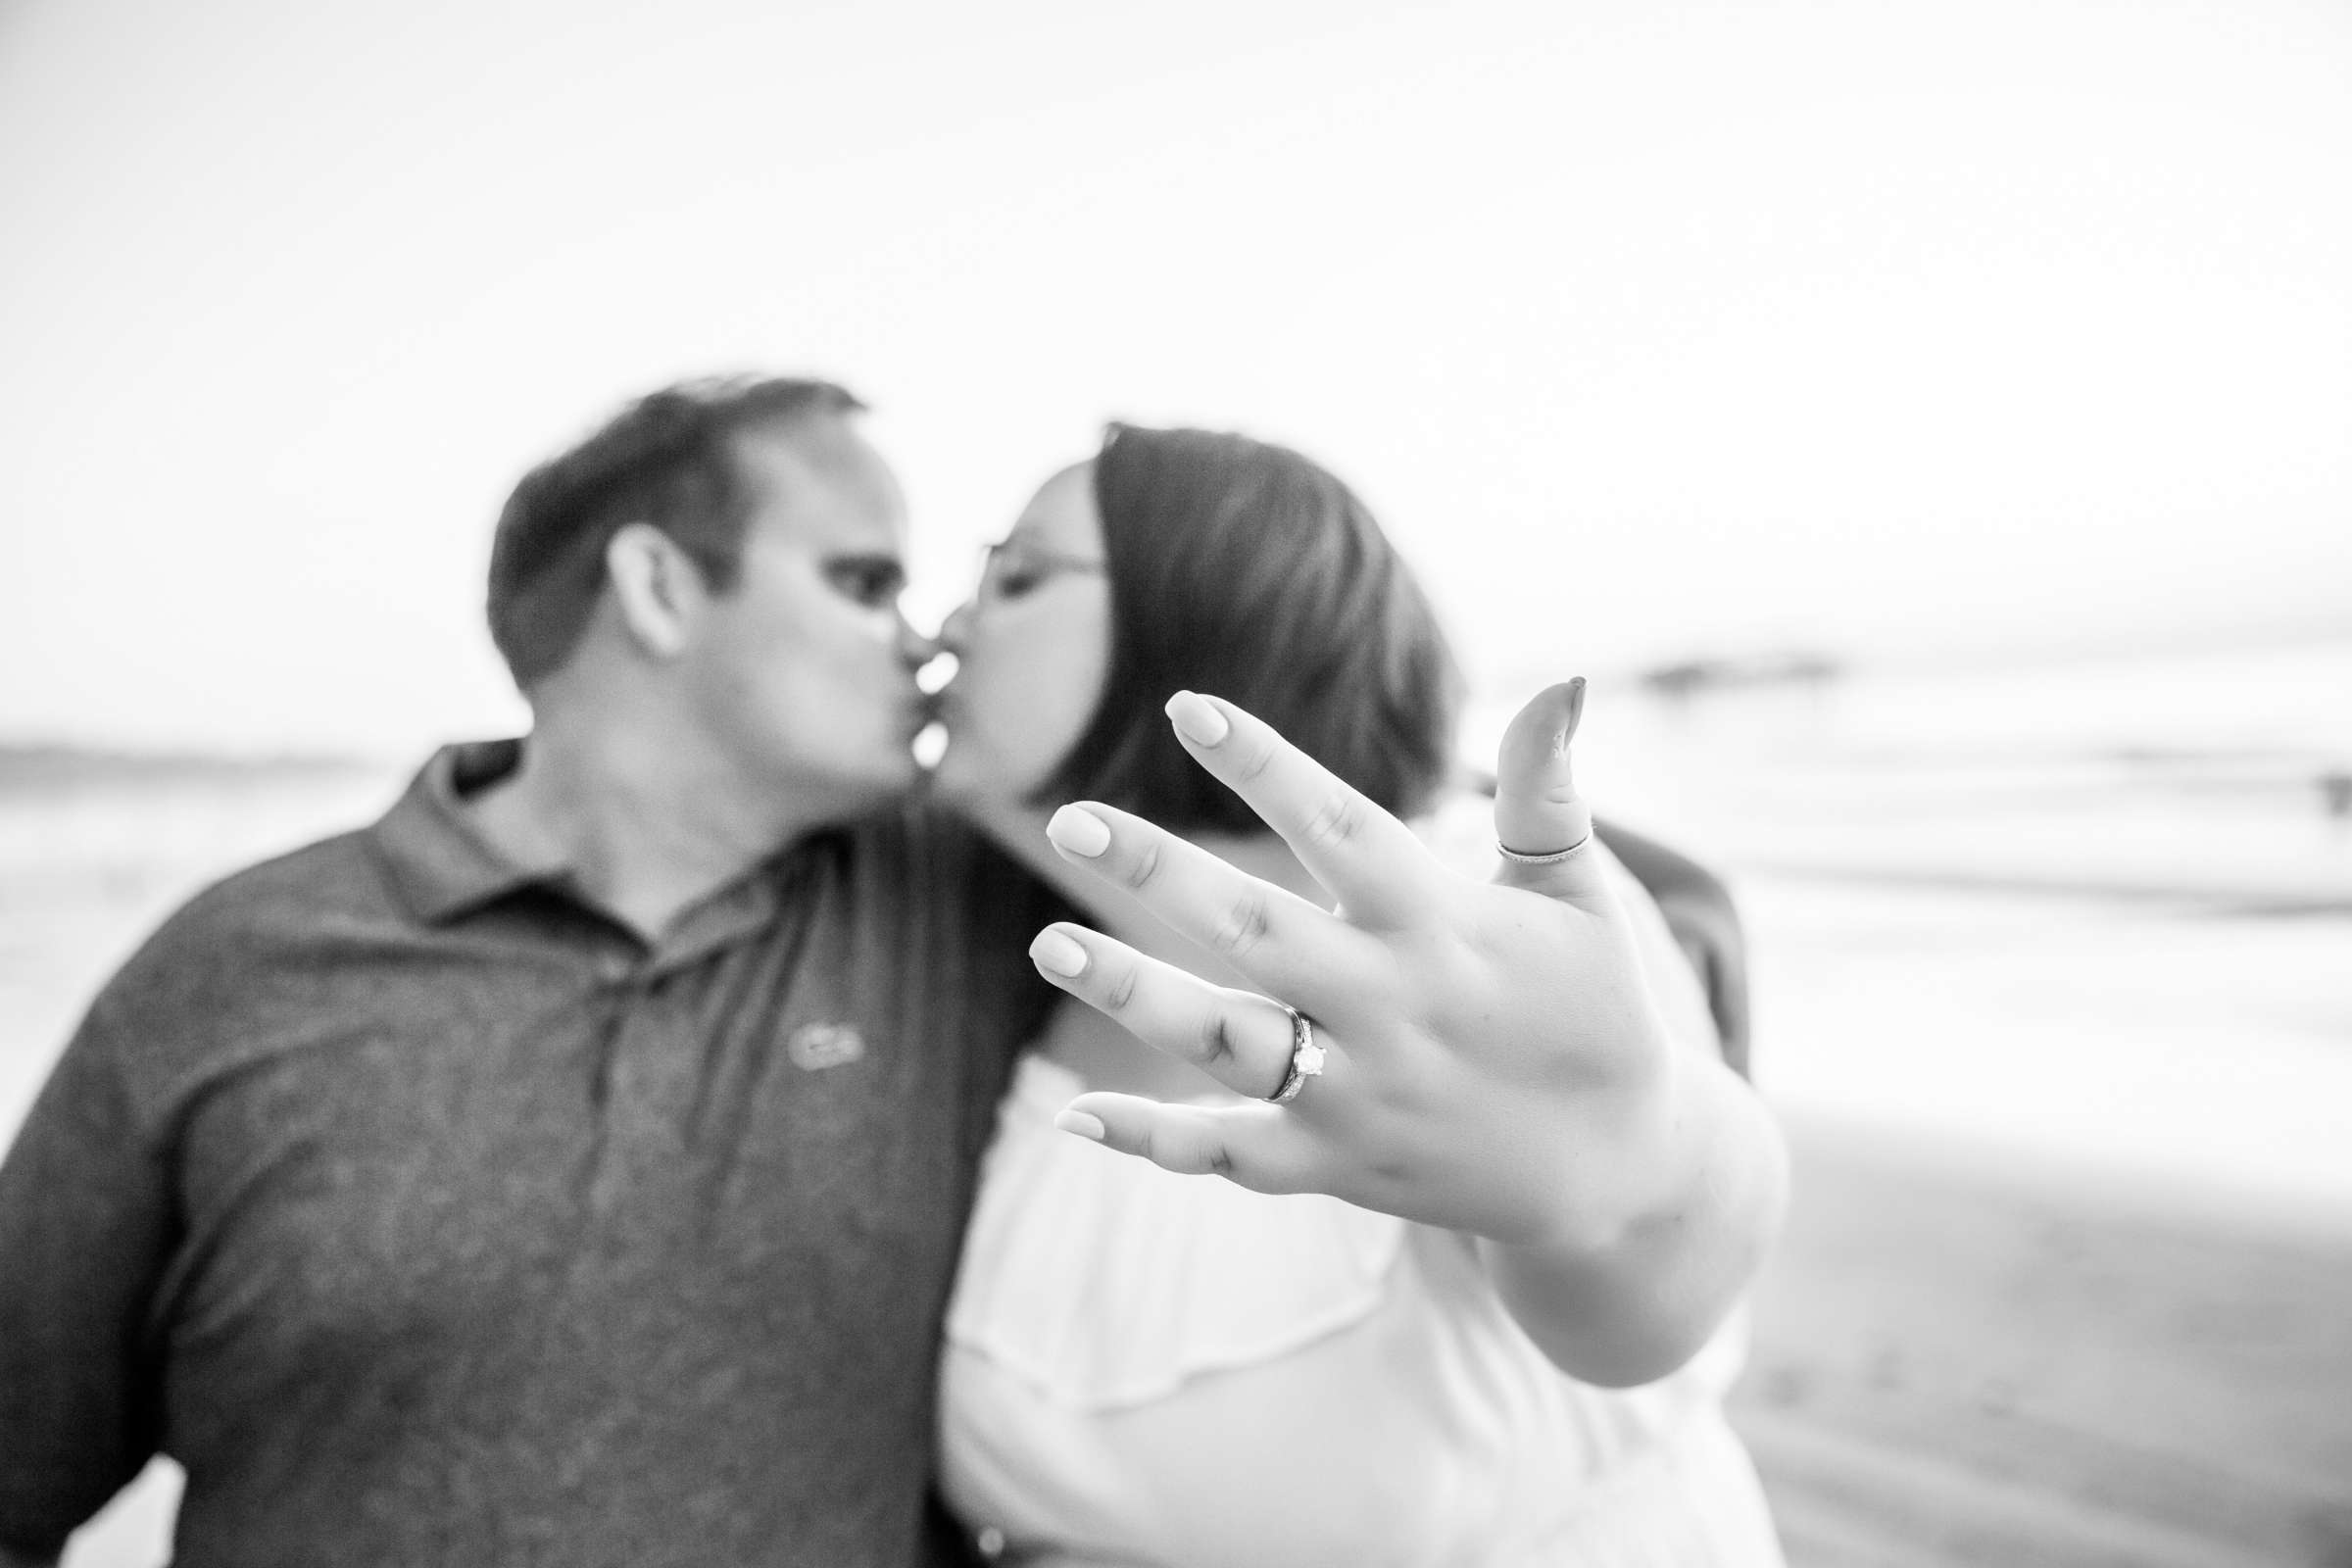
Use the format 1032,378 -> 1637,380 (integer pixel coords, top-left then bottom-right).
1474,636 -> 2352,907
1468,638 -> 2352,1221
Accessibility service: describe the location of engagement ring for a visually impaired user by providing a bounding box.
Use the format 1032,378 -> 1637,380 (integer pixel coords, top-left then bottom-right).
1266,1005 -> 1325,1104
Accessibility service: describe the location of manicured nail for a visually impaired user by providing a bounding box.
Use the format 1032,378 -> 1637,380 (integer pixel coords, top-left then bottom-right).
1562,676 -> 1587,750
1030,927 -> 1089,977
1165,690 -> 1229,747
1054,1108 -> 1106,1142
1046,804 -> 1112,858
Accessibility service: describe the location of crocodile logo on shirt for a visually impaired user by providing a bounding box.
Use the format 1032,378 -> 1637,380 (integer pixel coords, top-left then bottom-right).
787,1021 -> 866,1071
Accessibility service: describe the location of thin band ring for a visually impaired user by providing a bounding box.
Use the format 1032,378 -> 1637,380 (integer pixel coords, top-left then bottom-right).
1265,1005 -> 1326,1104
1496,834 -> 1592,865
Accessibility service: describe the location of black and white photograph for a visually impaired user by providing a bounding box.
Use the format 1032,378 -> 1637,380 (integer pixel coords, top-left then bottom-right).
3,2 -> 2348,1564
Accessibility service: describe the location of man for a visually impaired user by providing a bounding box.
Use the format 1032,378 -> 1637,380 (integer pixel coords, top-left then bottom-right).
0,377 -> 1059,1566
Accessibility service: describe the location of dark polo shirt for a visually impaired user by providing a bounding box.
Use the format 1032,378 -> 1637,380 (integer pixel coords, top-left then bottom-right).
0,742 -> 1056,1567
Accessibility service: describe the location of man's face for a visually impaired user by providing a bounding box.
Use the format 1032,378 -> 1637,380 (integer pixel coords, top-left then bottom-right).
675,416 -> 930,818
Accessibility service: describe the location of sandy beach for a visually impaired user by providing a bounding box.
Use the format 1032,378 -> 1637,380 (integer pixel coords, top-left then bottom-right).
9,646 -> 2352,1566
1740,1109 -> 2352,1567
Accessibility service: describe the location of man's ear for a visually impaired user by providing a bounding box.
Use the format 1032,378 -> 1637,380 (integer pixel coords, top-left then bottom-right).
605,522 -> 706,659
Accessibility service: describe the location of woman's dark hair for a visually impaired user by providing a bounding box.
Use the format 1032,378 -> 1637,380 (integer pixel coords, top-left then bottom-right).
486,375 -> 864,687
1037,423 -> 1463,834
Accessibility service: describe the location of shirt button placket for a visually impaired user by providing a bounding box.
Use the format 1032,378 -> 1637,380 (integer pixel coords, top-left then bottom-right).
586,954 -> 657,1215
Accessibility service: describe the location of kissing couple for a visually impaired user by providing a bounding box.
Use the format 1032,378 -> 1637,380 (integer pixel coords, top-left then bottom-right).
0,375 -> 1788,1568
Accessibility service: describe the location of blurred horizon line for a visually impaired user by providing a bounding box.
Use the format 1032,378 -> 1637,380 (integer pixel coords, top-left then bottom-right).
7,621 -> 2345,767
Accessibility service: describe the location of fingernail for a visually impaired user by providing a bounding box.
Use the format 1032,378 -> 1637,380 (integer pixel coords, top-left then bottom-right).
1560,677 -> 1587,750
1046,804 -> 1112,858
1054,1108 -> 1106,1142
1029,928 -> 1089,977
1164,691 -> 1229,747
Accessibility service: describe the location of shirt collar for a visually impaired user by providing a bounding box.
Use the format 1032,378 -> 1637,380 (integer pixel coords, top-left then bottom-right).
370,740 -> 554,925
369,739 -> 803,952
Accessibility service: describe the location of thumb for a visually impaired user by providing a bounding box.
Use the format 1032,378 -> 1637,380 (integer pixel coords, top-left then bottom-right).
1492,678 -> 1600,890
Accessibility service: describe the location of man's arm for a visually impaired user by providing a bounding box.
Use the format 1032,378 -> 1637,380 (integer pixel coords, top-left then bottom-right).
1593,817 -> 1751,1079
0,989 -> 175,1561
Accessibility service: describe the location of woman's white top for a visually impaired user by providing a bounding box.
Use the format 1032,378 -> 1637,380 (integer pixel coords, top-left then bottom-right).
939,835 -> 1786,1566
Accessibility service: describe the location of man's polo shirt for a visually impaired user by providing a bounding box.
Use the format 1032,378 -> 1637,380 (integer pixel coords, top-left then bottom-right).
0,742 -> 1057,1567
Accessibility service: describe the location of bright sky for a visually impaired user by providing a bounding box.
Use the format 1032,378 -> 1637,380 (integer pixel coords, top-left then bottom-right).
2,0 -> 2346,754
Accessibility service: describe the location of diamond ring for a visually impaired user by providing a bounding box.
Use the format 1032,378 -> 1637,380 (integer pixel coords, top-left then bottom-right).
1265,1004 -> 1325,1104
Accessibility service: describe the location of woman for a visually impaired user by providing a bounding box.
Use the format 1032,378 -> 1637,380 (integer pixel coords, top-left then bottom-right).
929,424 -> 1787,1565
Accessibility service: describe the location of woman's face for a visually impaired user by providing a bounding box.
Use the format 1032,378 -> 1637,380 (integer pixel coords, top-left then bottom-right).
933,461 -> 1114,808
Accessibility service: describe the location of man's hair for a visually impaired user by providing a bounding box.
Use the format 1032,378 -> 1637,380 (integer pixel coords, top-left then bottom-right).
1036,422 -> 1463,834
486,375 -> 865,686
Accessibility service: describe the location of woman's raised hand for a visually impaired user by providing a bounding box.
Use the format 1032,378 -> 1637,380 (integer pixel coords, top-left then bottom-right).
1025,680 -> 1692,1252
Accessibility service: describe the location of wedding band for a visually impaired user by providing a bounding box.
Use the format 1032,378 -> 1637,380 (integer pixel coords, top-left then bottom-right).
1496,834 -> 1592,865
1265,1005 -> 1326,1104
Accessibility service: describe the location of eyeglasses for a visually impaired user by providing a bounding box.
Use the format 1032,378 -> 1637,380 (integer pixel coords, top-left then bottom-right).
976,539 -> 1108,601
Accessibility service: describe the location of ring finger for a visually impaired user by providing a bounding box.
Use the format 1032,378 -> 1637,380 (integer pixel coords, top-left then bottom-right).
1028,922 -> 1326,1104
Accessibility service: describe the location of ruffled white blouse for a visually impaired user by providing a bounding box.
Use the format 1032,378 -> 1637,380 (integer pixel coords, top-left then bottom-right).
939,838 -> 1785,1567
